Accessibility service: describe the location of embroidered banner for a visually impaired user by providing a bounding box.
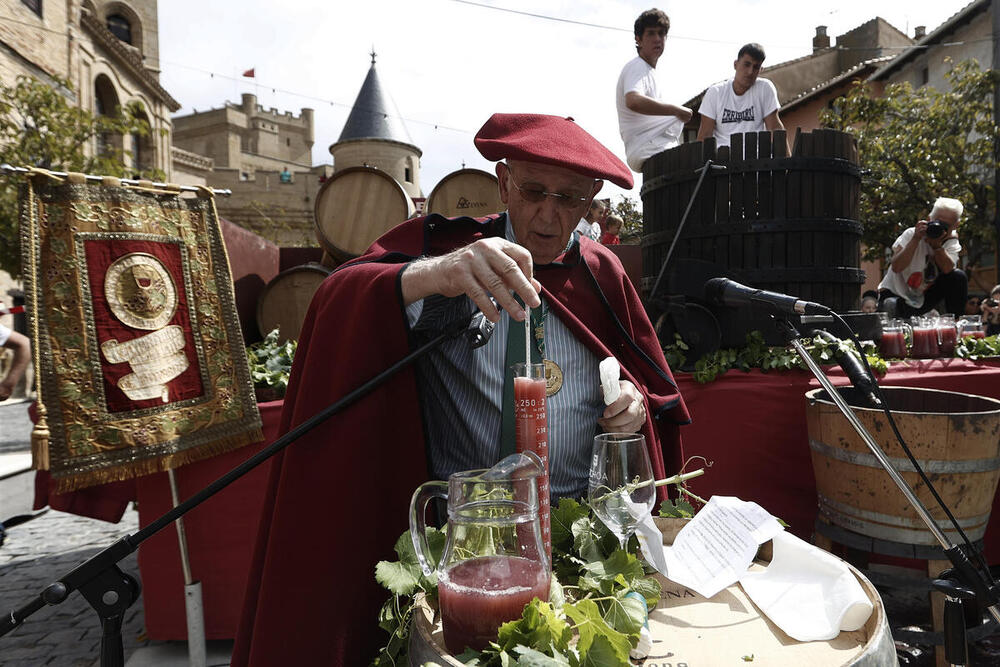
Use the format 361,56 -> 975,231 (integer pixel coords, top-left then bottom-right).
20,175 -> 262,492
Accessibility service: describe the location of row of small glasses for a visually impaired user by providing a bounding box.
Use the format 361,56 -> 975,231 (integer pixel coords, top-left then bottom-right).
879,314 -> 986,358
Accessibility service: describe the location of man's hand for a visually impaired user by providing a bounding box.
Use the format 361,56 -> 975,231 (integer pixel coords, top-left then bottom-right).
598,380 -> 646,433
913,219 -> 930,241
401,237 -> 542,322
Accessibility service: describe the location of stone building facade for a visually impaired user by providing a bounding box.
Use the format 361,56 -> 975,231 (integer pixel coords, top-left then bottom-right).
172,93 -> 331,245
0,0 -> 179,175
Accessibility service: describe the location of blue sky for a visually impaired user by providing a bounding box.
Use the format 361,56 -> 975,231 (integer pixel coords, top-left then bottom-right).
158,0 -> 975,204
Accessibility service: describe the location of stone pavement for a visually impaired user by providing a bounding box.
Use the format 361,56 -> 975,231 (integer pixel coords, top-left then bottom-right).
0,508 -> 150,666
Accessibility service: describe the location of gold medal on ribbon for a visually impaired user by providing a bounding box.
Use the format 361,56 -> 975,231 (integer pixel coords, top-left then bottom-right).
543,359 -> 563,396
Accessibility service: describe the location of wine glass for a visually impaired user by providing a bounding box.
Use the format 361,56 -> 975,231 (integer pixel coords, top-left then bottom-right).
588,433 -> 656,551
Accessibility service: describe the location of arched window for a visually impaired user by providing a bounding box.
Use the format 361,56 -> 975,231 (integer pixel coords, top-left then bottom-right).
130,107 -> 154,173
94,75 -> 122,158
106,14 -> 132,44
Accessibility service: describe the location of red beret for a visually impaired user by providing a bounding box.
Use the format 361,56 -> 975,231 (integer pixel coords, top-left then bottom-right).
474,113 -> 634,190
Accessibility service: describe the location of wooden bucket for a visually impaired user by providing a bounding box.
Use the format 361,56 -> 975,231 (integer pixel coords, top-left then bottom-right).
806,386 -> 1000,545
255,263 -> 330,342
424,168 -> 502,218
313,166 -> 415,262
409,516 -> 895,666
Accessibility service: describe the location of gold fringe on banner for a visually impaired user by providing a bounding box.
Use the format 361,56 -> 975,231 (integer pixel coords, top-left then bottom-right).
52,427 -> 263,493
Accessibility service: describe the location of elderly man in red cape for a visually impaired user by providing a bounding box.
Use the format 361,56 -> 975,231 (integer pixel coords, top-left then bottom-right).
233,113 -> 690,665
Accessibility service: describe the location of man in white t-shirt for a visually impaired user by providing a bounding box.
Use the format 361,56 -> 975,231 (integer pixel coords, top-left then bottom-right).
697,43 -> 784,148
615,8 -> 692,173
877,197 -> 968,317
0,303 -> 30,401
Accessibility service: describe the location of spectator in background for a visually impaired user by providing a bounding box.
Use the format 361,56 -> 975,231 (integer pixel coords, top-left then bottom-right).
279,167 -> 292,184
860,290 -> 878,313
982,285 -> 1000,336
601,214 -> 623,245
616,8 -> 692,172
0,303 -> 30,401
966,294 -> 983,316
877,197 -> 967,318
575,198 -> 607,241
697,43 -> 784,148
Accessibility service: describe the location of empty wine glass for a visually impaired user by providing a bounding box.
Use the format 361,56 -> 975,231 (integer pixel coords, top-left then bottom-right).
588,433 -> 656,551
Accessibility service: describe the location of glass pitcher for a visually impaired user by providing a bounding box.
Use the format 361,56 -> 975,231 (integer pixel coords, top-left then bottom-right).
910,316 -> 939,358
879,318 -> 910,358
410,452 -> 550,654
959,315 -> 985,340
935,316 -> 958,357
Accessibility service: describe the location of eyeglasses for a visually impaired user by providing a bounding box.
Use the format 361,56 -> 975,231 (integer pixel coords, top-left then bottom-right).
506,165 -> 591,210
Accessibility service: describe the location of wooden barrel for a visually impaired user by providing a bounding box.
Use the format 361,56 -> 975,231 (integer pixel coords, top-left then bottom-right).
409,517 -> 895,666
424,168 -> 502,218
806,386 -> 1000,545
256,263 -> 331,342
641,128 -> 863,313
313,166 -> 415,262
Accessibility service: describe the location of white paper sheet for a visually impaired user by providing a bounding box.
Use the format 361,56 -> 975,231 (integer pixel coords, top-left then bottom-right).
643,496 -> 874,642
662,496 -> 783,598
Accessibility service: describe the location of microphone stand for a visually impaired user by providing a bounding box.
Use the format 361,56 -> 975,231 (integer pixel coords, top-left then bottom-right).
772,315 -> 1000,664
0,313 -> 488,667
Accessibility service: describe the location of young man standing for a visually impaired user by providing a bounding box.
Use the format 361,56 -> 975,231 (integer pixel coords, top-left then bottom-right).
616,8 -> 692,172
697,43 -> 784,148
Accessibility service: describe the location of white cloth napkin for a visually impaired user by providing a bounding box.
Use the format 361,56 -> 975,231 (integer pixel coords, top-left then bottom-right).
739,530 -> 873,641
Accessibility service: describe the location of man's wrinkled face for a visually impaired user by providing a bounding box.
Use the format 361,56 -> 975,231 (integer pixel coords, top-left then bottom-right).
498,160 -> 601,264
932,208 -> 960,232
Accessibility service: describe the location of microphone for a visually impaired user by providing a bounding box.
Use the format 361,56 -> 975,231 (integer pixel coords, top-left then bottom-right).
465,310 -> 495,349
704,277 -> 829,316
813,330 -> 882,408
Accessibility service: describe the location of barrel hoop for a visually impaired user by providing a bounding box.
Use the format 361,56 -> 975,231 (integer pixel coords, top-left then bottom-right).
810,438 -> 1000,473
817,493 -> 989,544
641,218 -> 862,245
640,156 -> 860,196
818,493 -> 990,530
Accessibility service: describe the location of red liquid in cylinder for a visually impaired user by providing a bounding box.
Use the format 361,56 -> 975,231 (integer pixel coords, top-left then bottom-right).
438,555 -> 550,654
911,328 -> 938,358
962,330 -> 987,339
514,376 -> 549,561
880,331 -> 907,358
938,326 -> 957,356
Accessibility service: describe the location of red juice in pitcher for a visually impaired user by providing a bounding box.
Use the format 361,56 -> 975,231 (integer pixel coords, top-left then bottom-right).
514,374 -> 549,560
438,555 -> 550,654
880,331 -> 907,358
938,325 -> 957,356
910,328 -> 938,358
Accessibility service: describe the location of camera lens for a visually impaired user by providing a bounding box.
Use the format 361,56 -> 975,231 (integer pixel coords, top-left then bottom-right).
926,219 -> 946,239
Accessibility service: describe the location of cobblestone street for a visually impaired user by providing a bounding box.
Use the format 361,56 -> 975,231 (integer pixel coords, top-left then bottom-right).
0,509 -> 149,666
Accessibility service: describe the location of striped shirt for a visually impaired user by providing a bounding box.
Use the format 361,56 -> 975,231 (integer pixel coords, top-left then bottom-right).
407,219 -> 604,500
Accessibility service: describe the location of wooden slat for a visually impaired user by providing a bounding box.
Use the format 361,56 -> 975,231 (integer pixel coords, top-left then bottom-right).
743,132 -> 758,221
730,133 -> 745,223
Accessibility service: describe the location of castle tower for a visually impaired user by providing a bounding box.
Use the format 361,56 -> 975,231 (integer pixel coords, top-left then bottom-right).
329,51 -> 422,198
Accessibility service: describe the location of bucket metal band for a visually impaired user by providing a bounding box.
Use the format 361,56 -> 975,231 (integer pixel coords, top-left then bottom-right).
809,438 -> 1000,474
817,493 -> 989,544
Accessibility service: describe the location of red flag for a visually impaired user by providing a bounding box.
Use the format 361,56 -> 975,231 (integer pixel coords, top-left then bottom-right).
242,68 -> 255,78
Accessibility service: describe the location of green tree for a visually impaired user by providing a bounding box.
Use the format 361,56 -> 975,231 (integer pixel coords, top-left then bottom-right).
0,75 -> 155,275
821,60 -> 1000,268
610,194 -> 642,243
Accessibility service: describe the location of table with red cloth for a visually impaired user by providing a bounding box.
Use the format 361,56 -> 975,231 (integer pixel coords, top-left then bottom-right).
32,399 -> 283,640
677,358 -> 1000,563
30,358 -> 1000,639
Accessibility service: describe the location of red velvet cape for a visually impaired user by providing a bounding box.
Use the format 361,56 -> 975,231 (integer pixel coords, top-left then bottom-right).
232,214 -> 690,666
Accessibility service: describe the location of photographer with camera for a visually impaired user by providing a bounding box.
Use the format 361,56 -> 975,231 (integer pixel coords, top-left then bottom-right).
878,197 -> 967,318
982,285 -> 1000,336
